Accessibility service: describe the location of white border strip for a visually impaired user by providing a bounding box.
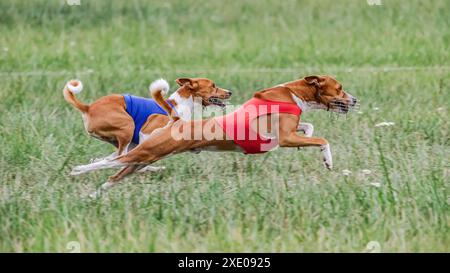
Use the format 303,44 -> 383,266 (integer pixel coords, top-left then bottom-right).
1,66 -> 450,77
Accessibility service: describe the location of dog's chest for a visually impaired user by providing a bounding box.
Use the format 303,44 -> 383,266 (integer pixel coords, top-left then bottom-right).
81,113 -> 91,134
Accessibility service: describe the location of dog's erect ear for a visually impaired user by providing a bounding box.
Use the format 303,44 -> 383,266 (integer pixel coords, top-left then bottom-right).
304,75 -> 324,88
176,78 -> 198,89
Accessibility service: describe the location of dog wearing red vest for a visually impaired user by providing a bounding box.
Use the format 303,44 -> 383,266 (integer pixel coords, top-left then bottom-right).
71,75 -> 357,198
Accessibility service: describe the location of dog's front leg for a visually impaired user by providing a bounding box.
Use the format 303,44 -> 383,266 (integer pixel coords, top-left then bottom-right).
279,132 -> 332,169
297,122 -> 314,137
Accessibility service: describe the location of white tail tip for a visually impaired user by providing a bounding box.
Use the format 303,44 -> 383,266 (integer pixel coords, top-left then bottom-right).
149,78 -> 169,96
66,79 -> 83,94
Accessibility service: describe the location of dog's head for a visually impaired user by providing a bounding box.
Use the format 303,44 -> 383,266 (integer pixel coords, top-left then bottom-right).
176,78 -> 232,107
303,75 -> 358,113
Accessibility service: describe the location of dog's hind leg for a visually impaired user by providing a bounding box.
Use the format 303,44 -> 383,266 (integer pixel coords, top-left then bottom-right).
70,158 -> 128,175
115,129 -> 134,156
90,142 -> 137,163
79,121 -> 190,177
86,105 -> 134,162
89,131 -> 136,163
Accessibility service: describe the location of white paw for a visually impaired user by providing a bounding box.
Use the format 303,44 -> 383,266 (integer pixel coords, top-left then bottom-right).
304,128 -> 314,137
297,123 -> 314,137
320,143 -> 333,170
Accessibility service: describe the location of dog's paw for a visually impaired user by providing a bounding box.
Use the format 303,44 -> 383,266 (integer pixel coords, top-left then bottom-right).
303,129 -> 314,137
297,123 -> 314,137
304,128 -> 314,137
304,123 -> 314,137
323,159 -> 332,170
320,144 -> 333,170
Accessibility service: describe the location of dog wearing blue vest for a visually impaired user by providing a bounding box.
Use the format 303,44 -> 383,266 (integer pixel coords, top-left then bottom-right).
63,78 -> 232,165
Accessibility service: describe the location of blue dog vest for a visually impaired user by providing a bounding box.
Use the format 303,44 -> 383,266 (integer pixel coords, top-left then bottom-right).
123,94 -> 174,144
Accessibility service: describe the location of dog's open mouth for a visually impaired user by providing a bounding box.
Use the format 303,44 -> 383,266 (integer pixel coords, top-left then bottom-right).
207,96 -> 229,108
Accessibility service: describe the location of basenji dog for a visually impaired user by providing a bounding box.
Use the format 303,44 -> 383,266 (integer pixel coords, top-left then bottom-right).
63,77 -> 232,163
70,75 -> 357,198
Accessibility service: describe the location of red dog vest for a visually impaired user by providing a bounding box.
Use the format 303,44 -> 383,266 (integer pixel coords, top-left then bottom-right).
214,97 -> 301,154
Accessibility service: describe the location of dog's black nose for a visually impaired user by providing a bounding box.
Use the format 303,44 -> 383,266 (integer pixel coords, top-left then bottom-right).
227,90 -> 233,96
352,97 -> 357,106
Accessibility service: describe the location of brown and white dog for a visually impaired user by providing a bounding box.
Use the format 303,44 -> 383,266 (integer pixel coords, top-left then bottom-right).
70,75 -> 357,198
63,77 -> 232,164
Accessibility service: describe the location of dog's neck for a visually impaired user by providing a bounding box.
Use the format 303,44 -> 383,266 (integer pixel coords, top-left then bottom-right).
290,94 -> 327,112
168,88 -> 202,120
282,81 -> 327,112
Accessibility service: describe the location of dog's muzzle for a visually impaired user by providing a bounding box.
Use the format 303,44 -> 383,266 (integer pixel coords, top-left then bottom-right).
329,95 -> 359,114
207,96 -> 229,108
207,91 -> 232,108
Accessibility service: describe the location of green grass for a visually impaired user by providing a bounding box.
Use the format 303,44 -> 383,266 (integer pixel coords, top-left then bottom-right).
0,0 -> 449,252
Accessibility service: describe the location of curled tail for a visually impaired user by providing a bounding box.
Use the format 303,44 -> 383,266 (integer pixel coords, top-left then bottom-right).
63,79 -> 89,113
149,79 -> 179,121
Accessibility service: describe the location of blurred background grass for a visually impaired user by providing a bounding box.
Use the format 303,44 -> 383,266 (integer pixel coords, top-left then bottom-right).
0,0 -> 448,252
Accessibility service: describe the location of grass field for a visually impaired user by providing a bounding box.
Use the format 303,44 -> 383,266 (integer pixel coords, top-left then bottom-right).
0,0 -> 449,252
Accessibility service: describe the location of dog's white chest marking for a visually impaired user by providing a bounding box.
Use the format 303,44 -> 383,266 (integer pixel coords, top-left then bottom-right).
81,113 -> 90,133
169,92 -> 197,120
290,94 -> 326,112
